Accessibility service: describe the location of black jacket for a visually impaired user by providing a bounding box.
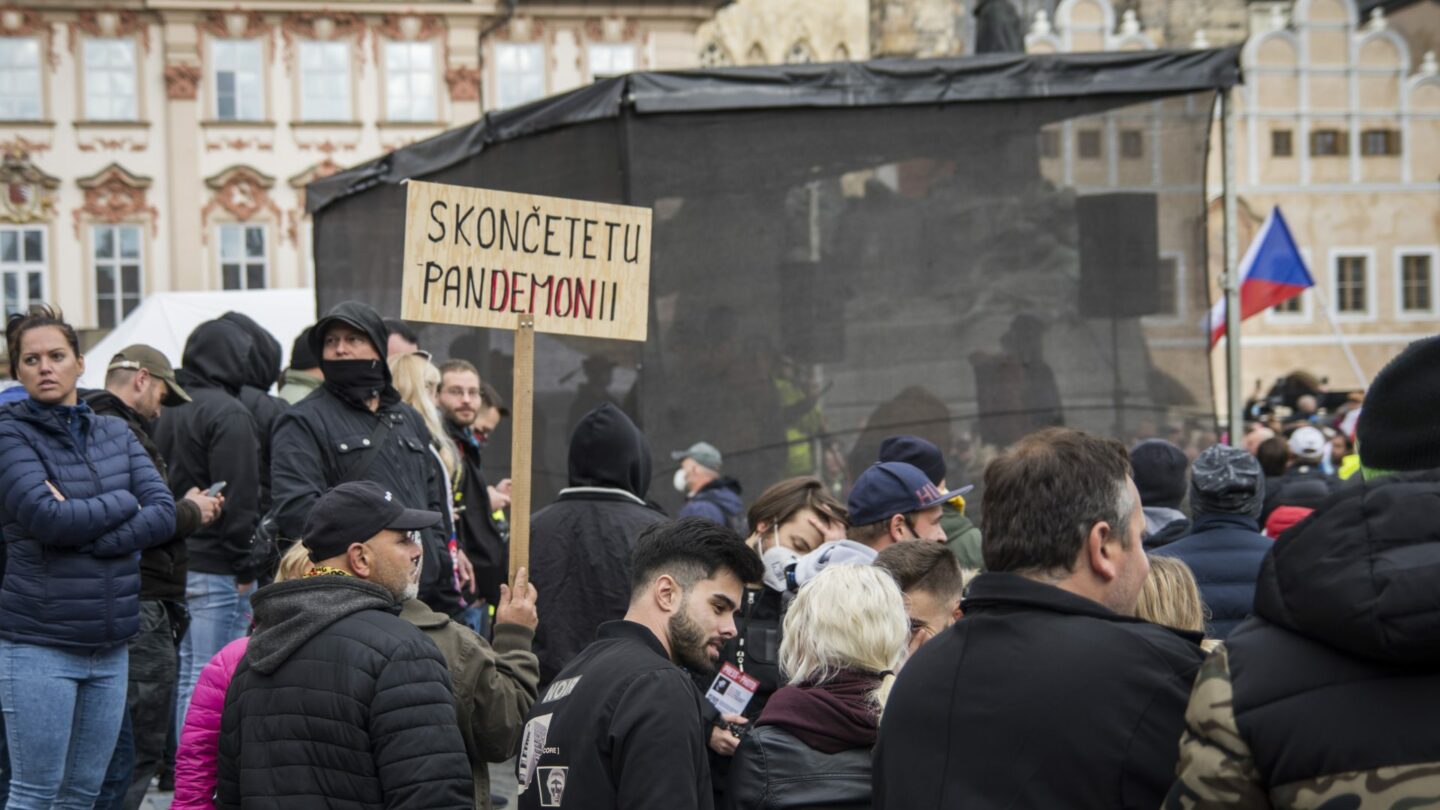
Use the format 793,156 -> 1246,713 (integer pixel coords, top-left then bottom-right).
724,726 -> 872,810
217,576 -> 472,809
530,404 -> 666,685
1153,512 -> 1271,638
874,572 -> 1205,810
83,390 -> 203,601
153,319 -> 263,582
447,417 -> 506,607
269,302 -> 460,615
516,620 -> 712,810
221,311 -> 289,515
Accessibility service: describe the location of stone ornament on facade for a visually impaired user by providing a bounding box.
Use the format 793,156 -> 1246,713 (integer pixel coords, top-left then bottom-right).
204,137 -> 275,153
584,17 -> 638,44
77,137 -> 147,153
0,151 -> 59,224
69,10 -> 149,54
372,14 -> 446,64
197,10 -> 271,43
445,65 -> 482,101
73,163 -> 158,237
696,0 -> 868,66
201,165 -> 282,242
2,6 -> 59,68
280,13 -> 366,71
497,16 -> 547,42
164,63 -> 202,100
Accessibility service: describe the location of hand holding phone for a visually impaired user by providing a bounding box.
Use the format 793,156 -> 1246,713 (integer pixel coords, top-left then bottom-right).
205,481 -> 227,497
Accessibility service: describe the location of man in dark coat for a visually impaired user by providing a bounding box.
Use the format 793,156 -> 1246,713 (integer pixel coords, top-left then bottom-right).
269,301 -> 461,617
1168,335 -> 1440,807
153,318 -> 263,739
1154,444 -> 1271,639
673,441 -> 745,533
217,481 -> 472,810
85,345 -> 224,808
219,311 -> 288,515
530,403 -> 666,686
875,427 -> 1204,810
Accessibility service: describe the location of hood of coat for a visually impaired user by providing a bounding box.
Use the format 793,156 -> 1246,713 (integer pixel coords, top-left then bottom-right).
567,402 -> 652,497
179,318 -> 254,396
245,576 -> 399,675
694,476 -> 744,508
309,301 -> 389,376
221,311 -> 282,392
1255,468 -> 1440,665
82,389 -> 148,433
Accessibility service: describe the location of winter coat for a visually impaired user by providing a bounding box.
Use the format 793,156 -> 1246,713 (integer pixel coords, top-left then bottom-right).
530,403 -> 666,685
400,599 -> 540,810
1142,505 -> 1191,550
447,417 -> 506,607
277,368 -> 321,406
1264,505 -> 1313,539
942,502 -> 983,570
174,636 -> 248,810
220,311 -> 288,514
153,319 -> 263,582
217,576 -> 473,810
269,302 -> 458,615
874,572 -> 1204,810
1166,468 -> 1440,809
1154,512 -> 1272,638
0,398 -> 177,649
516,620 -> 712,810
680,477 -> 746,534
83,390 -> 202,602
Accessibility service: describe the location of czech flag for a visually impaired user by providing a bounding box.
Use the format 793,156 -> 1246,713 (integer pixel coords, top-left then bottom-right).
1206,206 -> 1314,349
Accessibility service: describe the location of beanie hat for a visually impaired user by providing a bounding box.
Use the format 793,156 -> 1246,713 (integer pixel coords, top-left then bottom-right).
290,326 -> 319,371
1357,335 -> 1440,474
1189,444 -> 1263,520
1129,439 -> 1189,509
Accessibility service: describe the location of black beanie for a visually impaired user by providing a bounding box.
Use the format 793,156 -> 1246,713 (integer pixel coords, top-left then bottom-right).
1129,439 -> 1189,509
290,326 -> 319,371
1357,335 -> 1440,472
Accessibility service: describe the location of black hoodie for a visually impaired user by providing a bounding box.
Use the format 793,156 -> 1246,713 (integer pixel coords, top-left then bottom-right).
154,319 -> 264,581
220,312 -> 289,513
530,404 -> 667,685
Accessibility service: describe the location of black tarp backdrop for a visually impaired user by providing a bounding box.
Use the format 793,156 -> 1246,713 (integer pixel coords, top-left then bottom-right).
309,49 -> 1241,517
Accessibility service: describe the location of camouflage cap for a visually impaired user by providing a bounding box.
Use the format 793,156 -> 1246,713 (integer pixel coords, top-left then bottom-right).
108,344 -> 191,406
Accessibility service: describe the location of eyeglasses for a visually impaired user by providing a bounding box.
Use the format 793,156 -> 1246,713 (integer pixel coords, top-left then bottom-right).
441,387 -> 481,398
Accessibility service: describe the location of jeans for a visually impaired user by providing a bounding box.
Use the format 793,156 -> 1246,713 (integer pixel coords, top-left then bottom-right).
96,600 -> 178,809
175,573 -> 249,741
0,691 -> 9,806
0,639 -> 129,810
95,710 -> 133,810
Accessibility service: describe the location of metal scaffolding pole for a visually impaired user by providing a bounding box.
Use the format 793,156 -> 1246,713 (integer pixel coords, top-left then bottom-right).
1221,88 -> 1244,446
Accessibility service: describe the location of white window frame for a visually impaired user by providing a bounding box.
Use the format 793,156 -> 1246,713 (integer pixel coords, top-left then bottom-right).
299,40 -> 351,122
92,223 -> 144,329
217,223 -> 268,290
1265,248 -> 1314,323
0,36 -> 44,121
586,43 -> 635,80
212,38 -> 264,122
494,42 -> 545,110
83,37 -> 137,121
384,40 -> 437,122
1395,246 -> 1439,321
1330,248 -> 1376,322
0,225 -> 47,320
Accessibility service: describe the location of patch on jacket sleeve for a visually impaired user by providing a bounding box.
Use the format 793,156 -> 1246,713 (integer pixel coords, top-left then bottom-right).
517,713 -> 554,797
539,766 -> 568,807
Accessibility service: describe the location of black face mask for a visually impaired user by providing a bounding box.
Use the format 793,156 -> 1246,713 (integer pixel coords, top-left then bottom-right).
321,358 -> 388,408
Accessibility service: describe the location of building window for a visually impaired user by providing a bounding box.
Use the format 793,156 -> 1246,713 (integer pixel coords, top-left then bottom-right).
1272,295 -> 1302,315
93,224 -> 142,329
1271,129 -> 1292,157
1037,129 -> 1060,158
1077,130 -> 1102,159
0,37 -> 43,120
1154,256 -> 1179,317
587,44 -> 634,78
218,224 -> 267,290
494,43 -> 545,109
0,226 -> 45,319
1120,129 -> 1144,159
300,41 -> 350,121
1310,129 -> 1346,157
1334,254 -> 1368,315
1401,254 -> 1433,313
385,41 -> 436,121
213,39 -> 264,121
1361,129 -> 1400,156
83,38 -> 137,121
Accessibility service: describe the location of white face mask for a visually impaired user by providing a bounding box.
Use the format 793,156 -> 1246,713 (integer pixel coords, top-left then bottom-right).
760,526 -> 799,592
673,467 -> 688,494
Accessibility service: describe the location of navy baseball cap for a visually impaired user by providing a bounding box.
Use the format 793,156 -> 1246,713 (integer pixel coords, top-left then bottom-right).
303,481 -> 440,562
878,435 -> 946,486
847,462 -> 973,527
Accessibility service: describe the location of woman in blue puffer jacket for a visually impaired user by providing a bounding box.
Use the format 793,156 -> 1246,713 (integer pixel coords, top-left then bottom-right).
0,305 -> 175,809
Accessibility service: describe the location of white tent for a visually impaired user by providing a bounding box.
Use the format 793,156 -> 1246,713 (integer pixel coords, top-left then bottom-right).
79,289 -> 316,391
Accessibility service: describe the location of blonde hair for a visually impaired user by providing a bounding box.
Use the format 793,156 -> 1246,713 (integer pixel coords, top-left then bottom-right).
388,353 -> 458,477
274,542 -> 313,582
1136,555 -> 1208,634
779,564 -> 909,712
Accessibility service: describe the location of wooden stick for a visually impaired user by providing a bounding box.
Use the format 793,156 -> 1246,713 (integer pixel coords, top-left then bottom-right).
508,317 -> 536,582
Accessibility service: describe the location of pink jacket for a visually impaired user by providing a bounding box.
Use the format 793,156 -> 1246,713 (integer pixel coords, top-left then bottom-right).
174,636 -> 249,809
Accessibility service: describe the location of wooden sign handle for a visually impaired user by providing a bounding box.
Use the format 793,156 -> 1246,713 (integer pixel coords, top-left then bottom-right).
508,317 -> 536,583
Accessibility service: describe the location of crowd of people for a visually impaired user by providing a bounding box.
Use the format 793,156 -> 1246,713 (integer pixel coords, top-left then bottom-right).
0,299 -> 1436,810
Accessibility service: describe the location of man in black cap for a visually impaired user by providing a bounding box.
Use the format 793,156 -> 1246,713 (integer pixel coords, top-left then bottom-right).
277,325 -> 322,405
879,435 -> 983,568
270,301 -> 461,617
217,481 -> 473,810
847,461 -> 969,550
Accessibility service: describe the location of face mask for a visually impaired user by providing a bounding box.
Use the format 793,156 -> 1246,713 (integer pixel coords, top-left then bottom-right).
760,526 -> 798,592
322,358 -> 387,408
673,467 -> 688,494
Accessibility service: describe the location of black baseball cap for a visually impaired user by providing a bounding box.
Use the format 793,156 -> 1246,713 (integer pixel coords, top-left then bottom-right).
847,462 -> 972,527
302,481 -> 440,562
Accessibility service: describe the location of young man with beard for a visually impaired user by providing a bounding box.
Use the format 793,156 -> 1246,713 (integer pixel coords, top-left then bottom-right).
516,517 -> 763,810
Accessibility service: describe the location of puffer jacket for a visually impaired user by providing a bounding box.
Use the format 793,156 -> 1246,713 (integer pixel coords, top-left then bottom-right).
173,635 -> 248,810
220,311 -> 288,515
1153,512 -> 1272,638
680,477 -> 746,533
1166,468 -> 1440,809
0,398 -> 176,649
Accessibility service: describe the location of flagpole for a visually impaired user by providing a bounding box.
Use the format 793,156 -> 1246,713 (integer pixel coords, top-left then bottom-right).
1222,87 -> 1244,446
1309,284 -> 1370,387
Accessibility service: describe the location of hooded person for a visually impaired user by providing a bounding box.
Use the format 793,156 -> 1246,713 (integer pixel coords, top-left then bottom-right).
1153,445 -> 1271,638
277,326 -> 322,405
1129,439 -> 1191,549
1168,335 -> 1440,808
529,403 -> 667,686
220,311 -> 288,515
269,301 -> 462,618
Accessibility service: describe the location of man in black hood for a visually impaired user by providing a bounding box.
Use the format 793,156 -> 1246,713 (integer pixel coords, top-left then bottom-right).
269,301 -> 461,617
153,318 -> 264,746
530,403 -> 667,685
219,311 -> 289,515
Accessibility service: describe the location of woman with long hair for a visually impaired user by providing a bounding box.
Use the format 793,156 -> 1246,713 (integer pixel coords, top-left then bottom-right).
0,305 -> 176,808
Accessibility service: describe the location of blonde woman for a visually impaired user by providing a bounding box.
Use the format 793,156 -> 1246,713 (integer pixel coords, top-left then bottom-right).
724,565 -> 909,810
1136,555 -> 1216,650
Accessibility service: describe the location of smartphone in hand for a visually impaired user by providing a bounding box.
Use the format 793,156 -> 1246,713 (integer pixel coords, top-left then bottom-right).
205,481 -> 227,497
